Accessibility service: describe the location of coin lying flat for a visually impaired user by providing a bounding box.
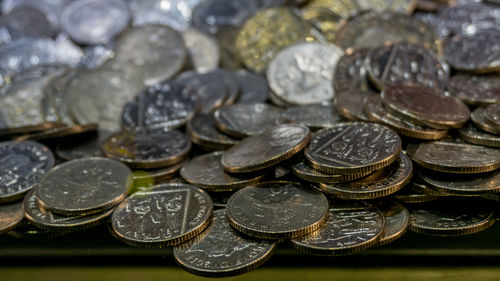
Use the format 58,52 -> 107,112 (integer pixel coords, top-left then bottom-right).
406,141 -> 500,173
409,203 -> 496,236
375,200 -> 409,246
214,103 -> 283,139
291,158 -> 372,184
470,107 -> 500,135
55,131 -> 109,161
7,223 -> 70,239
366,43 -> 448,90
176,72 -> 228,113
101,130 -> 191,169
444,32 -> 500,73
181,151 -> 265,192
111,183 -> 213,247
281,105 -> 342,131
305,122 -> 401,175
0,140 -> 54,203
14,124 -> 98,142
226,181 -> 329,239
446,74 -> 500,106
0,201 -> 23,234
186,113 -> 238,151
222,124 -> 311,173
420,170 -> 500,196
458,124 -> 500,148
35,157 -> 133,215
381,84 -> 469,129
174,209 -> 277,277
267,42 -> 343,105
132,160 -> 186,191
335,90 -> 375,121
307,0 -> 417,15
290,201 -> 385,255
333,48 -> 373,96
484,104 -> 500,127
233,70 -> 269,103
191,0 -> 257,34
121,82 -> 199,132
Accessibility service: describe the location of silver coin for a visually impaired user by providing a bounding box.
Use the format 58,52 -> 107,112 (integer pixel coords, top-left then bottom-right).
458,124 -> 500,148
128,0 -> 202,31
182,28 -> 220,73
267,42 -> 343,105
112,25 -> 187,86
444,32 -> 500,73
435,3 -> 500,37
446,74 -> 500,106
1,0 -> 71,31
333,48 -> 374,96
186,113 -> 238,151
0,5 -> 55,44
212,69 -> 240,106
176,72 -> 228,113
0,201 -> 23,234
470,107 -> 500,135
41,69 -> 78,125
281,104 -> 342,131
61,0 -> 130,45
192,0 -> 258,34
78,45 -> 115,70
234,70 -> 269,103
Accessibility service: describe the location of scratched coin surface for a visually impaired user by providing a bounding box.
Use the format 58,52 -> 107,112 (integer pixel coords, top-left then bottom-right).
233,70 -> 269,103
381,84 -> 469,129
420,170 -> 500,195
176,72 -> 228,113
101,130 -> 191,169
366,43 -> 449,90
111,183 -> 213,247
35,157 -> 133,215
222,124 -> 311,173
470,107 -> 500,135
0,201 -> 23,234
186,113 -> 238,151
226,181 -> 329,239
409,204 -> 496,236
121,82 -> 199,132
281,105 -> 342,131
446,74 -> 500,106
458,124 -> 500,148
174,209 -> 276,277
484,104 -> 500,128
267,42 -> 344,105
406,141 -> 500,173
375,199 -> 409,246
0,141 -> 54,203
181,151 -> 265,192
214,103 -> 283,138
290,201 -> 385,255
304,122 -> 401,175
333,48 -> 374,96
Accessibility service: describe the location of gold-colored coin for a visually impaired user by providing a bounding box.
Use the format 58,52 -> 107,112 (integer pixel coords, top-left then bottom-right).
301,6 -> 342,43
307,0 -> 417,15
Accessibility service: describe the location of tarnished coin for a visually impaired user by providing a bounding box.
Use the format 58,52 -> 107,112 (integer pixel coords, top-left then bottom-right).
458,124 -> 500,148
55,131 -> 109,161
222,124 -> 311,173
291,158 -> 372,184
0,201 -> 23,234
101,130 -> 191,169
364,95 -> 449,140
381,84 -> 469,129
367,43 -> 448,90
132,160 -> 186,190
333,48 -> 374,95
111,183 -> 213,247
233,70 -> 269,103
318,153 -> 412,200
484,104 -> 500,128
0,141 -> 54,203
226,181 -> 329,239
7,223 -> 69,239
176,72 -> 227,113
335,90 -> 375,121
112,25 -> 187,86
212,69 -> 240,106
192,0 -> 257,34
420,170 -> 500,196
128,0 -> 202,31
281,104 -> 342,131
446,74 -> 500,106
61,0 -> 129,45
434,3 -> 500,37
0,5 -> 55,44
443,32 -> 500,73
186,113 -> 238,151
267,42 -> 344,105
182,28 -> 220,73
35,157 -> 133,215
23,189 -> 113,231
214,103 -> 283,139
304,122 -> 401,175
235,8 -> 311,73
471,107 -> 500,135
409,203 -> 495,236
121,82 -> 198,132
290,201 -> 385,255
181,151 -> 265,192
375,200 -> 409,246
406,141 -> 500,174
174,209 -> 276,277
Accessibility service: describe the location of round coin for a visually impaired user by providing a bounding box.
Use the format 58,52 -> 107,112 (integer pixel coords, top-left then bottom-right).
212,69 -> 240,106
176,72 -> 228,113
406,141 -> 500,174
111,183 -> 213,247
458,124 -> 500,148
0,5 -> 55,43
375,199 -> 409,246
304,122 -> 401,175
226,181 -> 329,239
233,70 -> 269,103
132,160 -> 186,190
174,209 -> 277,277
291,158 -> 371,184
434,3 -> 500,37
470,107 -> 500,135
222,124 -> 311,173
333,48 -> 374,96
128,0 -> 202,30
484,104 -> 500,128
281,104 -> 342,131
0,201 -> 23,234
191,0 -> 257,34
182,28 -> 219,73
446,74 -> 500,106
290,201 -> 385,255
420,170 -> 500,196
335,90 -> 376,121
55,131 -> 109,161
0,140 -> 54,203
186,113 -> 238,151
35,157 -> 133,215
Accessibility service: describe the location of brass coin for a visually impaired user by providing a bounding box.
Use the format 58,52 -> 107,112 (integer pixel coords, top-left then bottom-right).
420,170 -> 500,196
406,141 -> 500,174
333,48 -> 374,96
335,90 -> 375,121
281,104 -> 342,131
363,95 -> 449,140
471,107 -> 500,135
375,199 -> 409,246
0,201 -> 23,234
446,74 -> 500,106
213,103 -> 283,139
366,43 -> 448,90
132,160 -> 187,190
301,6 -> 342,43
291,158 -> 371,184
186,113 -> 238,151
235,7 -> 311,73
317,153 -> 412,200
409,203 -> 496,236
484,104 -> 500,127
290,201 -> 385,255
174,209 -> 277,277
111,183 -> 213,247
226,181 -> 329,239
101,130 -> 191,169
307,0 -> 417,15
181,151 -> 265,192
381,84 -> 469,129
222,124 -> 311,173
35,157 -> 133,216
458,124 -> 500,148
304,122 -> 401,175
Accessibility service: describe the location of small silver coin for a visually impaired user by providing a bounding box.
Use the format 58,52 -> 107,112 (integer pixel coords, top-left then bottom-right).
182,28 -> 220,73
186,113 -> 238,151
444,32 -> 500,73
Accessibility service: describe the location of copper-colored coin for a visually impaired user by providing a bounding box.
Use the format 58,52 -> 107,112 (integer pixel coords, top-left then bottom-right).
186,113 -> 238,151
226,181 -> 329,239
446,74 -> 500,106
290,158 -> 371,184
375,199 -> 409,246
222,124 -> 311,173
304,122 -> 401,175
0,201 -> 23,234
381,84 -> 469,129
484,104 -> 500,128
458,124 -> 500,148
470,107 -> 500,135
420,170 -> 500,196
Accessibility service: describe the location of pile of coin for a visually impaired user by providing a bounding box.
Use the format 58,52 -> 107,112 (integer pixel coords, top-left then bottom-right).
0,0 -> 499,277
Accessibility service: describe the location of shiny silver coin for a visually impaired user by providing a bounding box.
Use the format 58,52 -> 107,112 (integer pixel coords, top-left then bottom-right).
176,72 -> 228,113
233,70 -> 269,103
0,5 -> 55,44
192,0 -> 258,34
281,104 -> 342,131
128,0 -> 202,31
182,28 -> 220,73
